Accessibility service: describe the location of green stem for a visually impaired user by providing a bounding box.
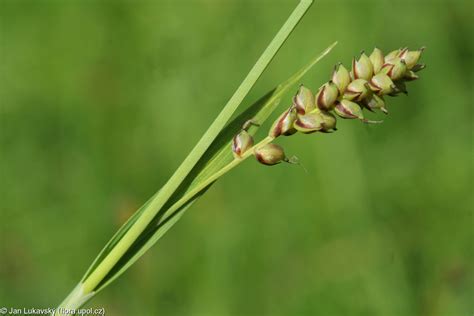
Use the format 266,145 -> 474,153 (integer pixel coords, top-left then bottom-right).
80,0 -> 313,295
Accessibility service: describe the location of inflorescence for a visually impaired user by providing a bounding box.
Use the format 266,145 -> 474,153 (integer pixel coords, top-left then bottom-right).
232,46 -> 426,166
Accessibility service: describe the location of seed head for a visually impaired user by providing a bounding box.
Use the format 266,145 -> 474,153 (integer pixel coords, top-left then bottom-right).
236,46 -> 426,168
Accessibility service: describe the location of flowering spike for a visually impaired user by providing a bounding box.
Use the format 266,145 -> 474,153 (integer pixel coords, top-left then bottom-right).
232,130 -> 254,158
369,47 -> 384,74
293,85 -> 315,115
254,143 -> 286,166
343,79 -> 370,102
316,81 -> 339,111
269,107 -> 297,138
258,46 -> 426,158
332,63 -> 351,94
293,111 -> 325,134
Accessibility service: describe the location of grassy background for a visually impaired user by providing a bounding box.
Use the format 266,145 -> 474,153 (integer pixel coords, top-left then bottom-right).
0,0 -> 472,315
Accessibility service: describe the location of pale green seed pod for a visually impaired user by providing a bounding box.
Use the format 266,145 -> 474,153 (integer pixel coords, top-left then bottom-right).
381,57 -> 407,81
369,73 -> 395,95
293,111 -> 325,134
343,79 -> 371,102
365,94 -> 388,114
316,81 -> 339,111
269,107 -> 297,138
399,47 -> 425,69
351,53 -> 374,81
334,99 -> 364,120
232,130 -> 254,158
254,143 -> 286,166
293,85 -> 315,115
369,47 -> 384,74
331,63 -> 351,94
319,111 -> 337,132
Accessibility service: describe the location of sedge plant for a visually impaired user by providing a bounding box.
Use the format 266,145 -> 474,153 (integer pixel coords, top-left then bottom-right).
52,0 -> 425,314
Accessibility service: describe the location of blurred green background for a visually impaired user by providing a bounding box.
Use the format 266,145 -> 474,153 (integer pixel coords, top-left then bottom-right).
1,0 -> 472,315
